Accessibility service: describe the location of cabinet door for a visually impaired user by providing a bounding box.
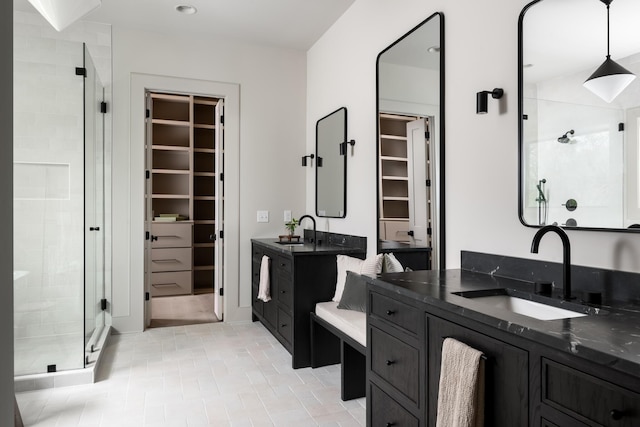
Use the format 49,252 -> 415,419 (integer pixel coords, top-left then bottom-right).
427,315 -> 529,427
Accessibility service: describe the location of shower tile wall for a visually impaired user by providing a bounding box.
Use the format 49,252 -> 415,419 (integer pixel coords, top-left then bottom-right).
13,10 -> 111,376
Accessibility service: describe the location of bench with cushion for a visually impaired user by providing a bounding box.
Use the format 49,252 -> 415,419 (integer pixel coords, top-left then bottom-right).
310,268 -> 371,400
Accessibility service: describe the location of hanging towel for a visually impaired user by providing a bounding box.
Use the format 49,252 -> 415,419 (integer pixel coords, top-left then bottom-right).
436,338 -> 485,427
257,255 -> 271,302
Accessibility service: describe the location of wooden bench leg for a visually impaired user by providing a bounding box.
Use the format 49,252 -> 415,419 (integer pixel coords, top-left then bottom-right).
310,315 -> 341,368
341,341 -> 366,400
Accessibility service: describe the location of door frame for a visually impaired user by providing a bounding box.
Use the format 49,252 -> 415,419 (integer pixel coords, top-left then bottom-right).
130,73 -> 241,330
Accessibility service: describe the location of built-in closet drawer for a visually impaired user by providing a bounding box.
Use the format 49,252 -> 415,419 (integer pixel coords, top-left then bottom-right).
274,255 -> 292,274
151,271 -> 192,296
370,292 -> 421,335
151,247 -> 192,272
151,222 -> 192,248
370,383 -> 419,427
542,358 -> 640,426
370,325 -> 420,404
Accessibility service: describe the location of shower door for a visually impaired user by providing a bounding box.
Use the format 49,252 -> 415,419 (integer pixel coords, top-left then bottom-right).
84,44 -> 106,357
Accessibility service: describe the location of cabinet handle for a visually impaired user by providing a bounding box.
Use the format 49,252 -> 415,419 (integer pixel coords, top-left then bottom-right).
280,290 -> 286,294
610,409 -> 624,420
89,226 -> 100,231
386,310 -> 395,315
386,360 -> 395,366
386,423 -> 395,427
151,235 -> 158,241
281,324 -> 287,328
280,263 -> 286,267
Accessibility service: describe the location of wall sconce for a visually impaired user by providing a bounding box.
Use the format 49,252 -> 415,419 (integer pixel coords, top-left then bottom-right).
476,88 -> 504,114
28,0 -> 102,32
339,139 -> 356,155
301,154 -> 315,167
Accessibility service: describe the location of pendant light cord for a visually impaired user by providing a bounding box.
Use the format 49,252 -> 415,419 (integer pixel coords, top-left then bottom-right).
606,2 -> 611,59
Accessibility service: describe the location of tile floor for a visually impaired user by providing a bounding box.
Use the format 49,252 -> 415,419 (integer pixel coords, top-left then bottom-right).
16,322 -> 366,426
150,294 -> 219,328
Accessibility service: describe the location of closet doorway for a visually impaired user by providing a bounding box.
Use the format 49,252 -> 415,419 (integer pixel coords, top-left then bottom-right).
144,91 -> 224,328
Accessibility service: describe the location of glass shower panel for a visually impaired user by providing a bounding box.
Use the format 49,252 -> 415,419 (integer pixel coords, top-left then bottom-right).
13,41 -> 86,375
84,44 -> 105,358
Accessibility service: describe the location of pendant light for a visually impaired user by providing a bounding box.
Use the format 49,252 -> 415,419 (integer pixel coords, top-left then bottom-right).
27,0 -> 102,32
583,0 -> 635,103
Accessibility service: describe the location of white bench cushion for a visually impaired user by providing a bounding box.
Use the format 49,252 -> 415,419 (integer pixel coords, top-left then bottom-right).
315,301 -> 366,347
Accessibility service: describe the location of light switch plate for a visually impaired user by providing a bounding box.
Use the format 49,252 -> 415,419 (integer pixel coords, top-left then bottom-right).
284,210 -> 292,222
257,210 -> 269,223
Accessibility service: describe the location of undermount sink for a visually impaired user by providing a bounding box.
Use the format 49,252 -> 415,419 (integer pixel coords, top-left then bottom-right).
453,289 -> 589,321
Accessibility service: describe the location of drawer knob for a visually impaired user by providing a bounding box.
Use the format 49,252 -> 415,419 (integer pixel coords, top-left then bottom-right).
386,310 -> 395,315
281,324 -> 287,328
280,290 -> 286,294
386,360 -> 395,366
386,423 -> 395,427
610,409 -> 624,420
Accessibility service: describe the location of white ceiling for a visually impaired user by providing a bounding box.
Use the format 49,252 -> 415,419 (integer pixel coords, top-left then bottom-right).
13,0 -> 355,50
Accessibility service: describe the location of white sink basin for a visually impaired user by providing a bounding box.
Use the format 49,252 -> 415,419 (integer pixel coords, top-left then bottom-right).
470,294 -> 587,320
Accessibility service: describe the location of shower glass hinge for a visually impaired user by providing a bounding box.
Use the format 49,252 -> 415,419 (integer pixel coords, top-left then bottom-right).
219,288 -> 224,296
619,122 -> 625,132
100,299 -> 107,311
145,292 -> 150,301
75,67 -> 86,77
47,364 -> 56,373
100,101 -> 107,114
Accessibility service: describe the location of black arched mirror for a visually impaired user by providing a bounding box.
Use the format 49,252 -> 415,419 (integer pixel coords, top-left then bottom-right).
376,12 -> 445,269
519,0 -> 640,231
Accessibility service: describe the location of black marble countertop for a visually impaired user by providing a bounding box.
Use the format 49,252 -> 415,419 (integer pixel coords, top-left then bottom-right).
380,240 -> 432,253
251,238 -> 366,256
365,269 -> 640,376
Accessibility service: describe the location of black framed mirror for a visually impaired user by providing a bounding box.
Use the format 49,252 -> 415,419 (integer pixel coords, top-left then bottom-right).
376,12 -> 445,270
316,107 -> 347,218
519,0 -> 640,231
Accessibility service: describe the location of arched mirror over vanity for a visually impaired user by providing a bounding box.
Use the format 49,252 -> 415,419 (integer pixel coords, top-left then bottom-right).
376,12 -> 445,269
519,0 -> 640,232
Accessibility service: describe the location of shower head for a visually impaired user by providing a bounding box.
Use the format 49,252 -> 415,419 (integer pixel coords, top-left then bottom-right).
557,129 -> 575,144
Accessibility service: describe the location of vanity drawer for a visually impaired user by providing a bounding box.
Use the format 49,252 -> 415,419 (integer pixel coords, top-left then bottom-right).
151,247 -> 192,272
380,220 -> 410,242
370,326 -> 420,404
542,358 -> 640,426
370,292 -> 420,335
277,276 -> 293,308
274,255 -> 293,274
150,271 -> 192,296
277,308 -> 293,344
370,383 -> 419,427
151,222 -> 192,248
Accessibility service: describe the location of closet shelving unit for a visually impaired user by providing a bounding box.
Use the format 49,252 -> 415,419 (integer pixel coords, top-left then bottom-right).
148,92 -> 219,296
378,113 -> 415,242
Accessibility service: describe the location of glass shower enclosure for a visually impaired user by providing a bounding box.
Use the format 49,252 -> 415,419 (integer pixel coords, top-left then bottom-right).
13,43 -> 106,376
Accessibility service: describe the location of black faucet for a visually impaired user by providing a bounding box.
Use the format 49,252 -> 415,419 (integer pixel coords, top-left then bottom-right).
530,225 -> 573,300
297,215 -> 317,245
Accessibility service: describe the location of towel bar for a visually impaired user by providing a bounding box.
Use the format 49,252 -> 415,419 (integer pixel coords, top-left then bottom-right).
442,336 -> 487,360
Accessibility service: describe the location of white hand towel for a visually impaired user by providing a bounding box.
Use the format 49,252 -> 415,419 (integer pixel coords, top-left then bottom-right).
257,255 -> 271,302
436,338 -> 485,427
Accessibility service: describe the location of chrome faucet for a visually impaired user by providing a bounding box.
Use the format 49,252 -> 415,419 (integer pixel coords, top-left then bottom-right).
530,225 -> 573,300
297,215 -> 317,245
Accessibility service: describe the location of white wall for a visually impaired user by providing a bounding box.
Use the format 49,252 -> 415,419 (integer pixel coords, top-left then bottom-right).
111,27 -> 307,331
307,0 -> 640,273
1,1 -> 14,423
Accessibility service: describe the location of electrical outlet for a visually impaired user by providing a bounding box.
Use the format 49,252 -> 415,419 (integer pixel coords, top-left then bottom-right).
284,210 -> 292,222
257,210 -> 269,223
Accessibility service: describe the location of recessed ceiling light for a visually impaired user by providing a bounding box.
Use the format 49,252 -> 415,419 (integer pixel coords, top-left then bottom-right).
427,46 -> 440,53
176,5 -> 197,14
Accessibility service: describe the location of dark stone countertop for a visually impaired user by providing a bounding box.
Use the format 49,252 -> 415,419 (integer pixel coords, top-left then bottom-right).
251,238 -> 366,257
380,240 -> 432,253
364,269 -> 640,377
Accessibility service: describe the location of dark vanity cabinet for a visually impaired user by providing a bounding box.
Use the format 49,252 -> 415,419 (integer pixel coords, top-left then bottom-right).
367,291 -> 426,426
366,278 -> 640,427
251,239 -> 365,369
